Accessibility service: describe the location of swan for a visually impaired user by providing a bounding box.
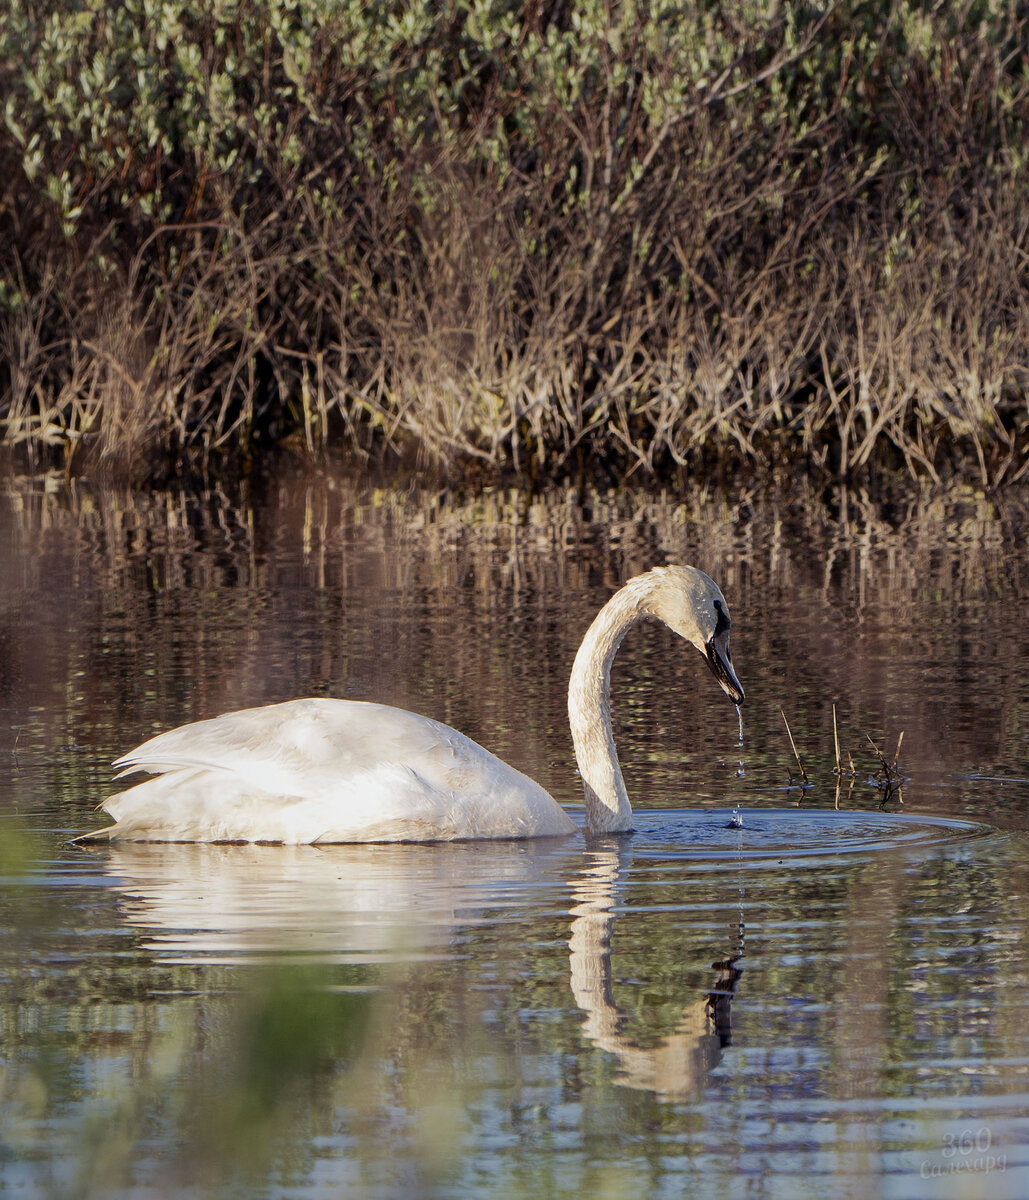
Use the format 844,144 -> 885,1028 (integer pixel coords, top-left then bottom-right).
73,565 -> 743,844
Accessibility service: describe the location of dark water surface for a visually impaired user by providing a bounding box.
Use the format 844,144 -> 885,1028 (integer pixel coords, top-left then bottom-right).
1,472 -> 1028,1198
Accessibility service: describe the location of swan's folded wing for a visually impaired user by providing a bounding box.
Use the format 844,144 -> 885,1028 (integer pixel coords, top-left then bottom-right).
113,698 -> 455,798
101,696 -> 574,842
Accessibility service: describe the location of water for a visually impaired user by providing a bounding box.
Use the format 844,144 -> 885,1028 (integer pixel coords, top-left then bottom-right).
2,472 -> 1029,1198
735,703 -> 745,780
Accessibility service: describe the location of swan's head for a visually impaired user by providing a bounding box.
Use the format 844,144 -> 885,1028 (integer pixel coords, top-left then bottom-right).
640,565 -> 745,706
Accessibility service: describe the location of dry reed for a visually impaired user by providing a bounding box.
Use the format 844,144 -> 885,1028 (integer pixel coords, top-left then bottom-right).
2,2 -> 1027,485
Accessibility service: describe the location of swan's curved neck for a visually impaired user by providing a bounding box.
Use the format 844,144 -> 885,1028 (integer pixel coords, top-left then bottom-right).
567,584 -> 646,832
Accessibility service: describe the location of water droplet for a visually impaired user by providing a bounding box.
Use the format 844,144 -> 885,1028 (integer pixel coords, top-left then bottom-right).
735,705 -> 745,776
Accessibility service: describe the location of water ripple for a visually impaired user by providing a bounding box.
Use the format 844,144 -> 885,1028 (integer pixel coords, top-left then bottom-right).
629,807 -> 994,864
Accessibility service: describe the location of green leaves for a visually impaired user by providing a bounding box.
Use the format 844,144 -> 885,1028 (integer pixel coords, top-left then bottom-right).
2,0 -> 1027,485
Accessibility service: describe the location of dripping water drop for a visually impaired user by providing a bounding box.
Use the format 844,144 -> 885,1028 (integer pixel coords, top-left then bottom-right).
735,704 -> 745,778
730,708 -> 745,828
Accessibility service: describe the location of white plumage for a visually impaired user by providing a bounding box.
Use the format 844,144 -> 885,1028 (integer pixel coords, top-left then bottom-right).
76,565 -> 743,844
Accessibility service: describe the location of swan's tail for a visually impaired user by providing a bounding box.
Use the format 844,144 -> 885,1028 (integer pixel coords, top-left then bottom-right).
67,824 -> 118,846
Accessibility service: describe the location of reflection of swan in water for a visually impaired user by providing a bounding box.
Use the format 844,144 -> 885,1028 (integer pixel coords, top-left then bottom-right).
75,566 -> 743,843
102,838 -> 743,1100
102,840 -> 573,963
568,846 -> 743,1100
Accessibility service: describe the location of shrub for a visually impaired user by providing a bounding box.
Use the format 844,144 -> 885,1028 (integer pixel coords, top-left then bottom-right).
1,0 -> 1027,484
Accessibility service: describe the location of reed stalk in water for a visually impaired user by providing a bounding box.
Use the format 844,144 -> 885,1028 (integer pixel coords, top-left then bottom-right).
781,710 -> 809,787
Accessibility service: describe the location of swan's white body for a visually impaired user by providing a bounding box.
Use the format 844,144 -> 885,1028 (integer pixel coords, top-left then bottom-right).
98,699 -> 572,842
77,565 -> 743,844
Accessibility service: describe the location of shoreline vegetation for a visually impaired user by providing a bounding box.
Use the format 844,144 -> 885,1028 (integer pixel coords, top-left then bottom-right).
1,0 -> 1027,488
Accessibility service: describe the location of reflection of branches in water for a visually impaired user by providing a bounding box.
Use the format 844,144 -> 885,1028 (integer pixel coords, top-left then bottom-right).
3,474 -> 1028,791
2,476 -> 1026,607
568,845 -> 744,1101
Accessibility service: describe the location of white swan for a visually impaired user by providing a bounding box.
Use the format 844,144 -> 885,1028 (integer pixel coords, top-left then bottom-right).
74,565 -> 743,844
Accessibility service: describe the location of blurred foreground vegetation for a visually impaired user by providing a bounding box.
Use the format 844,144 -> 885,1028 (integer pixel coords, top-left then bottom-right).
1,0 -> 1027,486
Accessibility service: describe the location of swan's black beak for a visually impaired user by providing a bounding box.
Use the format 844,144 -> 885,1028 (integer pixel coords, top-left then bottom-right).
706,631 -> 745,705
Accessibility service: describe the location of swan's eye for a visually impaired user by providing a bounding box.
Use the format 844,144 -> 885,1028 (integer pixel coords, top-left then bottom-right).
712,599 -> 731,637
